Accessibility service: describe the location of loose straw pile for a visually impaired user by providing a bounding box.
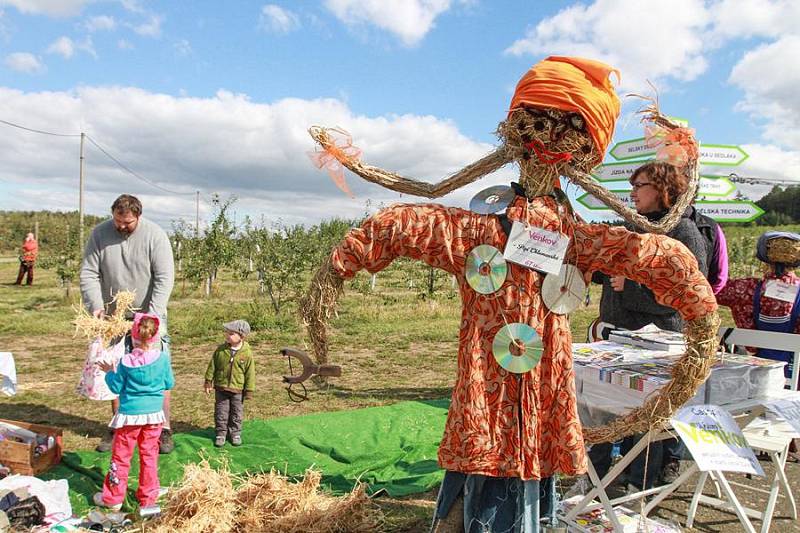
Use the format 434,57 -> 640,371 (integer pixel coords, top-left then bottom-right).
152,458 -> 383,533
73,291 -> 136,347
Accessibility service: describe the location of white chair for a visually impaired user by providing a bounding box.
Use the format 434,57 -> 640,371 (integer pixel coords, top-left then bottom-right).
686,327 -> 800,533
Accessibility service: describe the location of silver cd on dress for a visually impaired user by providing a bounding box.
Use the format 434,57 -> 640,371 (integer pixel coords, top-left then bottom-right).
469,185 -> 516,215
465,245 -> 507,294
541,264 -> 586,315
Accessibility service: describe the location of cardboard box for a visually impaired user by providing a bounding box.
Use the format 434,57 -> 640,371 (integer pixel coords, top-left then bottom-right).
0,418 -> 62,475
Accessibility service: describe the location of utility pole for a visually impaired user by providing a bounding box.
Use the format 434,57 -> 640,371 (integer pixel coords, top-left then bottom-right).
195,190 -> 200,236
79,132 -> 85,248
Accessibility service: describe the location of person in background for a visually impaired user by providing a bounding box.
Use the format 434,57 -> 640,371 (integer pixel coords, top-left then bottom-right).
80,194 -> 176,454
204,320 -> 255,447
14,233 -> 38,286
716,231 -> 800,385
590,160 -> 709,491
94,313 -> 173,514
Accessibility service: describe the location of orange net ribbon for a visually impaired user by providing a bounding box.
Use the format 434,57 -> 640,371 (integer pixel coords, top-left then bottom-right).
644,125 -> 699,167
307,127 -> 362,198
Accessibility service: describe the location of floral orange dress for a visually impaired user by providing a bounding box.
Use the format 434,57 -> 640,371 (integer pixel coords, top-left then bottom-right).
330,194 -> 717,480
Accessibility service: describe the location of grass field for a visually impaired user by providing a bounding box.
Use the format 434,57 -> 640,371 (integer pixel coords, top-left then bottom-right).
0,234 -> 792,530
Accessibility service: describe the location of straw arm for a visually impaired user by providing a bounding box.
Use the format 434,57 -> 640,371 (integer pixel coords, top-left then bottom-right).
563,160 -> 699,235
300,257 -> 345,366
309,125 -> 511,199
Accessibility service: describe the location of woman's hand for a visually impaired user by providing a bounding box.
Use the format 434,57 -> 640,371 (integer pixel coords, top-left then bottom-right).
610,275 -> 627,292
204,384 -> 213,395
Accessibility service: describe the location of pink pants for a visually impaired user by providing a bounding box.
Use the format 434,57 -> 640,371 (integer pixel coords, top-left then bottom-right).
102,423 -> 162,507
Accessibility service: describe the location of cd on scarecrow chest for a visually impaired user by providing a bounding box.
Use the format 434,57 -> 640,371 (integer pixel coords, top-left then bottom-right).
469,185 -> 516,215
466,245 -> 508,294
541,264 -> 586,315
492,323 -> 544,373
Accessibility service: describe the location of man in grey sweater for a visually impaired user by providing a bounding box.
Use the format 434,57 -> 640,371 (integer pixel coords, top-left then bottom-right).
80,194 -> 176,454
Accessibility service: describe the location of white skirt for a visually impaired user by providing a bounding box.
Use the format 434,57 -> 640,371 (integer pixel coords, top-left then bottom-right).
108,410 -> 166,429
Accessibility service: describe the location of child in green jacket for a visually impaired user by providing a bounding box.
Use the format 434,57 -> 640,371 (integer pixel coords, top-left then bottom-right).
204,320 -> 255,447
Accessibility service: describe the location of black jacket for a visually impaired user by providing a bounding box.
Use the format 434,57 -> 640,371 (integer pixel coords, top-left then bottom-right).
593,207 -> 709,333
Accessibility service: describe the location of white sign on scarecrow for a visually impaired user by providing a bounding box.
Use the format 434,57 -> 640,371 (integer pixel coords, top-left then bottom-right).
671,404 -> 764,476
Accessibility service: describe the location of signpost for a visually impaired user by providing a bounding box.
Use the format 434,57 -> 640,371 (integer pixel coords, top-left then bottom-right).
589,132 -> 761,223
608,140 -> 749,165
698,176 -> 736,197
695,200 -> 764,223
577,190 -> 633,210
698,144 -> 749,166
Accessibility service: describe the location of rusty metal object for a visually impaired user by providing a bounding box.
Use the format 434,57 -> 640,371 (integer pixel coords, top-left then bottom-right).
280,347 -> 342,402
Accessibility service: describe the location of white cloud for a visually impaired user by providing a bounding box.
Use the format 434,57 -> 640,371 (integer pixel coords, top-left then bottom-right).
729,35 -> 800,150
117,38 -> 134,50
85,14 -> 115,32
173,38 -> 191,56
132,13 -> 162,37
4,51 -> 45,73
324,0 -> 454,47
710,0 -> 800,41
505,0 -> 711,92
0,0 -> 92,17
258,4 -> 300,34
46,36 -> 74,58
46,35 -> 96,59
0,86 -> 502,228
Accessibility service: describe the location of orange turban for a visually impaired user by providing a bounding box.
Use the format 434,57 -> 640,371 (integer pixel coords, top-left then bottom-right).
509,56 -> 621,157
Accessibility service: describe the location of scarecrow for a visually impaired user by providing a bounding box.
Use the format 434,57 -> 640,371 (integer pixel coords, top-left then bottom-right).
304,56 -> 720,530
717,231 -> 800,383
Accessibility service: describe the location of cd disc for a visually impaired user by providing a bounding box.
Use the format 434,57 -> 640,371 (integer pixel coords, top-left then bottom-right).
469,185 -> 516,215
492,323 -> 543,373
466,245 -> 507,294
541,264 -> 586,315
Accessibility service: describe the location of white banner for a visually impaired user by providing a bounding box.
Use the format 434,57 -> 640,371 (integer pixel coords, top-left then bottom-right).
671,405 -> 764,475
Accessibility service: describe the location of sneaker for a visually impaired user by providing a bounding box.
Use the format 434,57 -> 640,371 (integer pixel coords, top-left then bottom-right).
660,459 -> 681,484
159,428 -> 175,454
231,434 -> 242,447
93,492 -> 122,512
95,430 -> 114,453
214,435 -> 225,448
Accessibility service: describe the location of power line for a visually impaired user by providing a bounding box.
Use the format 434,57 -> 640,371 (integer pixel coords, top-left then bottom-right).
0,118 -> 81,138
83,134 -> 196,196
1,117 -> 198,196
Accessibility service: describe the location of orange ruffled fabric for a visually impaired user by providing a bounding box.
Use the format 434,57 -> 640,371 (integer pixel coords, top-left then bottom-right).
509,56 -> 621,158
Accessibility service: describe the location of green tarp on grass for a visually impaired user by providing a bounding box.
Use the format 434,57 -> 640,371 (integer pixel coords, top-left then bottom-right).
41,399 -> 449,515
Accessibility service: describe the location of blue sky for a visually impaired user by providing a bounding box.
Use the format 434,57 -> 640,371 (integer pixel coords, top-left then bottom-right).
0,0 -> 798,228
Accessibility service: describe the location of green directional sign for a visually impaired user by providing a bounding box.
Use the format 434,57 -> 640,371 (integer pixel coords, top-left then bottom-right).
609,138 -> 654,161
698,144 -> 749,166
591,159 -> 653,182
608,140 -> 749,166
698,176 -> 736,197
695,200 -> 764,223
576,190 -> 633,210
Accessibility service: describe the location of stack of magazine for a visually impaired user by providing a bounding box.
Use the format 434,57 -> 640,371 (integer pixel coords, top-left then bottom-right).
608,324 -> 687,353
